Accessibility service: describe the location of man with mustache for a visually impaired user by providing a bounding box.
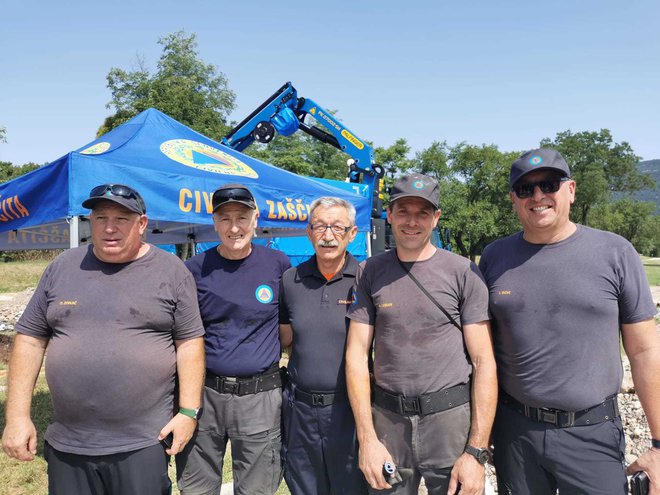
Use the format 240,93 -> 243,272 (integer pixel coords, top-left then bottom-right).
479,148 -> 659,494
279,196 -> 367,494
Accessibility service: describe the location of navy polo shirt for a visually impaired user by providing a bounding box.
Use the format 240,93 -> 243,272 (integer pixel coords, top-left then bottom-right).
186,243 -> 291,377
280,253 -> 358,392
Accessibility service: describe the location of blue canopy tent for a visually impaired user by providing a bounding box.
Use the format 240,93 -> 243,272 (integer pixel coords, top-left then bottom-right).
0,109 -> 371,257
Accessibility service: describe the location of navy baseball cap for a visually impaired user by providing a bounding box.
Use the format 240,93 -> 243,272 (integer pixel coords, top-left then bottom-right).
389,173 -> 440,209
212,183 -> 257,212
82,184 -> 146,214
510,148 -> 571,188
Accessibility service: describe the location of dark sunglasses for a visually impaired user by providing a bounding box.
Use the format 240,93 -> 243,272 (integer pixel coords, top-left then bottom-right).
89,184 -> 146,213
212,187 -> 255,207
512,177 -> 571,199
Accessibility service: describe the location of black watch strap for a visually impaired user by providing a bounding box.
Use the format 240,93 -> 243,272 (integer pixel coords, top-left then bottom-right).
464,444 -> 490,465
652,438 -> 660,449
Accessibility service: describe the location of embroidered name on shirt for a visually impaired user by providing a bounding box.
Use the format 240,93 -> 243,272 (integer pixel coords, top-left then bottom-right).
59,300 -> 78,306
337,298 -> 355,305
498,290 -> 511,295
378,302 -> 393,308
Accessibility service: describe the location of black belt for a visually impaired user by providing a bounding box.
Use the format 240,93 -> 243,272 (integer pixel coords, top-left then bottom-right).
294,388 -> 344,407
501,391 -> 619,428
205,364 -> 283,396
373,382 -> 470,416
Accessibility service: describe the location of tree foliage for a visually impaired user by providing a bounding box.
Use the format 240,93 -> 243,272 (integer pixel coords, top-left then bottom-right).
0,161 -> 40,183
539,129 -> 654,226
98,31 -> 236,140
0,125 -> 6,143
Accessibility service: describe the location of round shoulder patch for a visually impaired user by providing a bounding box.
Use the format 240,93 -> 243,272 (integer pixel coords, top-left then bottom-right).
255,284 -> 274,304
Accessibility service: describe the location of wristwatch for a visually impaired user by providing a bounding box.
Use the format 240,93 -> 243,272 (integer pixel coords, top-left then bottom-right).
464,444 -> 491,465
652,438 -> 660,449
179,407 -> 203,420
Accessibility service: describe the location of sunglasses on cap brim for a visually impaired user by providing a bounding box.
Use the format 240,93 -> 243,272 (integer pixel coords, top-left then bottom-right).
89,184 -> 146,213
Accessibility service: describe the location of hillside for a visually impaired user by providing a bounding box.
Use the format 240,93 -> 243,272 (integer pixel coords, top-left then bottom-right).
635,159 -> 660,212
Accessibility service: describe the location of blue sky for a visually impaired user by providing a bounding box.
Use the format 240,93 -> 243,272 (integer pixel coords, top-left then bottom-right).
1,0 -> 659,167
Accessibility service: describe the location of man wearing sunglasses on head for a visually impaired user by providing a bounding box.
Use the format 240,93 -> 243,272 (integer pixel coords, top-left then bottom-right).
177,183 -> 291,495
479,149 -> 659,494
2,184 -> 206,495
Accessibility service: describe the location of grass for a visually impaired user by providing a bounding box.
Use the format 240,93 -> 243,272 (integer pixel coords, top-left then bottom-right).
0,260 -> 50,293
641,256 -> 660,286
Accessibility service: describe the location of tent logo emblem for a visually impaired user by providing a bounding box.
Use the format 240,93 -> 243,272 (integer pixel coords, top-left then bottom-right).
255,285 -> 274,304
80,142 -> 111,155
160,139 -> 259,179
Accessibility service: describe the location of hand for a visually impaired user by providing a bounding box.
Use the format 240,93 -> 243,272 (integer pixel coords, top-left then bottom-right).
158,413 -> 197,456
627,448 -> 660,495
358,436 -> 395,490
447,452 -> 485,495
2,417 -> 38,461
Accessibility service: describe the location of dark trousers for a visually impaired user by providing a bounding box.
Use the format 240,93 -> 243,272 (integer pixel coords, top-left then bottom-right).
282,384 -> 367,495
45,441 -> 171,495
492,400 -> 628,495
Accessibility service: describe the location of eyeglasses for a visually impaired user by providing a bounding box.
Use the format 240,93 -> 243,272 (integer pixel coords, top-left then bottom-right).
512,177 -> 571,199
89,184 -> 146,213
310,224 -> 352,235
212,187 -> 255,208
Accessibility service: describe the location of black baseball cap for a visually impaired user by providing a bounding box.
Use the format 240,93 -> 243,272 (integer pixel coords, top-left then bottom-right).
82,184 -> 146,214
510,148 -> 571,188
389,173 -> 440,209
212,183 -> 257,212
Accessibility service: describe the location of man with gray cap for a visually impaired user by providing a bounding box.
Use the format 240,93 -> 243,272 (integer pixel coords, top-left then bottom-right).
479,148 -> 660,494
2,183 -> 206,495
177,183 -> 291,495
346,173 -> 497,495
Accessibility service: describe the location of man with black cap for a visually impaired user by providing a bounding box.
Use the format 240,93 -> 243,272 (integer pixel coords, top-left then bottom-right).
2,184 -> 206,495
177,183 -> 291,495
346,173 -> 497,495
479,148 -> 660,494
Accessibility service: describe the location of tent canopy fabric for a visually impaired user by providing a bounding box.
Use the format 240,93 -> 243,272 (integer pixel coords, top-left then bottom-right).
0,109 -> 371,251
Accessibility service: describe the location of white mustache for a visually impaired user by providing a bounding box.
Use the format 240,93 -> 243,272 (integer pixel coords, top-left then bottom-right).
317,240 -> 339,248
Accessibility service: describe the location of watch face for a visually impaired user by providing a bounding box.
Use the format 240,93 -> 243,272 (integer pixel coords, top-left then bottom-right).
478,450 -> 490,464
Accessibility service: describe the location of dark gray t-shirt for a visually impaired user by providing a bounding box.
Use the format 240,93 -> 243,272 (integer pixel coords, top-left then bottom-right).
16,245 -> 204,455
347,249 -> 490,396
479,225 -> 655,411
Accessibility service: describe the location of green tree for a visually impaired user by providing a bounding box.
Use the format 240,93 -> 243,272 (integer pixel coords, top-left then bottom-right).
0,126 -> 6,143
590,198 -> 660,256
405,143 -> 519,260
539,129 -> 655,226
0,161 -> 40,183
98,31 -> 236,140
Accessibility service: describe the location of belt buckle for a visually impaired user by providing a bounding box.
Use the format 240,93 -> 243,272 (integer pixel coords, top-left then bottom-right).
537,407 -> 558,425
312,394 -> 325,406
222,378 -> 240,395
400,397 -> 420,415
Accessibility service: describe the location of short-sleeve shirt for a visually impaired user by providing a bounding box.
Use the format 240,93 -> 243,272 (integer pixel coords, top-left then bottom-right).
280,253 -> 358,392
479,225 -> 656,411
347,248 -> 489,396
16,245 -> 204,455
185,243 -> 291,377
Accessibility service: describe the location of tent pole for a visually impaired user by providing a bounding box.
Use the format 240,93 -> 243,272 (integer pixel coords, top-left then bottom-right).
69,216 -> 79,249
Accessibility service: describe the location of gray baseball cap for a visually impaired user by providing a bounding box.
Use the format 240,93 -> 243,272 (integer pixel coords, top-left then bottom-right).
82,184 -> 146,214
389,173 -> 439,209
510,148 -> 571,188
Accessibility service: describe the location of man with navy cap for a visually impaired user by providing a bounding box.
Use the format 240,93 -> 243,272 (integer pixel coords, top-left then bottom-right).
177,183 -> 291,495
346,173 -> 498,495
480,148 -> 660,494
2,184 -> 206,495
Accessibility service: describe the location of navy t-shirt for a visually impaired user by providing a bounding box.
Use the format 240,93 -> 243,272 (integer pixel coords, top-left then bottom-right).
185,243 -> 291,377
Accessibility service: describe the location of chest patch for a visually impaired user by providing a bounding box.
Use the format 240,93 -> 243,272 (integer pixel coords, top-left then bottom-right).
255,285 -> 274,304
